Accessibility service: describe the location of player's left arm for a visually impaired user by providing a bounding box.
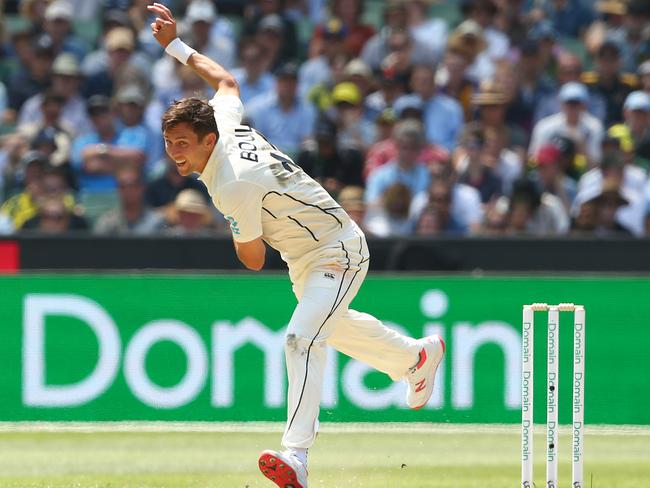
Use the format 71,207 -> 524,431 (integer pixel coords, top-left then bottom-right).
233,237 -> 266,271
220,181 -> 266,271
148,3 -> 239,97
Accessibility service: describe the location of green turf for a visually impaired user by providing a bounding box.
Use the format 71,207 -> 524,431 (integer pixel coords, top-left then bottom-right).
0,426 -> 648,487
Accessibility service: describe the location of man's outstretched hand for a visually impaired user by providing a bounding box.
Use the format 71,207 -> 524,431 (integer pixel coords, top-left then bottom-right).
147,3 -> 177,48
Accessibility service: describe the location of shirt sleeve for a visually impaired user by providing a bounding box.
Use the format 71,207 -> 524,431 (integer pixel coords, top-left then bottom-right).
218,180 -> 264,242
209,94 -> 244,132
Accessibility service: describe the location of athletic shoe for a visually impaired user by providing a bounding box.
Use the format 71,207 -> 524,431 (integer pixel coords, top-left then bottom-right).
258,449 -> 308,488
405,335 -> 446,409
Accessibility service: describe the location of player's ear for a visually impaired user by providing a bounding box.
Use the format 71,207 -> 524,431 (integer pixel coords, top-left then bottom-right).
204,132 -> 218,148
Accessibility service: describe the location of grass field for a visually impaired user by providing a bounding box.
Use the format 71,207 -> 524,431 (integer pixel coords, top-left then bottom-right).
0,423 -> 648,487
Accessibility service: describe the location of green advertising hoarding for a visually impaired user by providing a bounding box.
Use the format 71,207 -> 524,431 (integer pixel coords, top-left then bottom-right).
0,274 -> 648,424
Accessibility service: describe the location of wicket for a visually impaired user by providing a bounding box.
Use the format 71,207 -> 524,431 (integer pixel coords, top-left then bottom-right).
521,303 -> 586,488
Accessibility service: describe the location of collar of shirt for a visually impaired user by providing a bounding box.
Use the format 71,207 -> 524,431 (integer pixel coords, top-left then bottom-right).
198,139 -> 223,186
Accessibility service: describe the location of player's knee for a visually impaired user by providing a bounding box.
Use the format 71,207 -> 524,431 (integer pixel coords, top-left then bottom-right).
285,333 -> 325,356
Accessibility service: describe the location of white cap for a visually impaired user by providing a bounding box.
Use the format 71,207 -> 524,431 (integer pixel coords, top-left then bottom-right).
185,0 -> 217,24
175,189 -> 210,215
45,0 -> 73,21
623,91 -> 650,111
558,82 -> 588,104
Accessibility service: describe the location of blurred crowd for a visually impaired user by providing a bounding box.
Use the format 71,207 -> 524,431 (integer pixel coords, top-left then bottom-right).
0,0 -> 650,238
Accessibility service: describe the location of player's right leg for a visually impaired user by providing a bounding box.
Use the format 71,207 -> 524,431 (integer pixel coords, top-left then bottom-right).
259,260 -> 366,487
258,449 -> 308,488
327,309 -> 445,409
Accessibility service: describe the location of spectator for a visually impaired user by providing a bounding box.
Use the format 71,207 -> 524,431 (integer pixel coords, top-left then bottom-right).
456,124 -> 503,204
84,27 -> 149,99
365,70 -> 406,122
246,62 -> 316,157
530,142 -> 578,213
242,0 -> 299,67
30,125 -> 72,171
42,0 -> 90,61
361,0 -> 433,71
587,0 -> 650,73
299,17 -> 348,99
129,0 -> 164,59
18,53 -> 89,138
329,81 -> 375,152
507,39 -> 555,137
415,180 -> 466,236
145,156 -> 209,214
0,133 -> 31,200
341,58 -> 375,118
365,95 -> 448,180
640,61 -> 650,95
436,48 -> 476,121
317,0 -> 375,58
165,188 -> 217,236
581,39 -> 637,126
472,82 -> 527,155
94,165 -> 165,235
21,194 -> 86,234
607,91 -> 650,171
494,177 -> 569,236
179,0 -> 235,70
6,35 -> 55,121
410,162 -> 484,235
71,95 -> 147,218
529,82 -> 605,167
113,84 -> 161,170
482,126 -> 524,196
21,165 -> 87,232
405,0 -> 448,63
404,64 -> 464,152
538,0 -> 595,38
145,64 -> 210,149
447,19 -> 491,82
231,40 -> 277,105
296,117 -> 364,195
365,181 -> 413,238
371,108 -> 398,148
336,185 -> 366,230
365,120 -> 430,206
82,11 -> 151,80
17,90 -> 73,167
461,0 -> 510,69
572,177 -> 634,236
535,52 -> 607,123
0,151 -> 47,229
528,19 -> 559,78
380,29 -> 418,93
575,151 -> 647,236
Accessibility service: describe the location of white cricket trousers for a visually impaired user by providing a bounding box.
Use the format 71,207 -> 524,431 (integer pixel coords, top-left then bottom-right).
281,227 -> 420,449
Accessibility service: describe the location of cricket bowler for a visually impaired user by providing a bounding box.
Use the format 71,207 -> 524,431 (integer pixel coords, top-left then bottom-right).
148,4 -> 445,487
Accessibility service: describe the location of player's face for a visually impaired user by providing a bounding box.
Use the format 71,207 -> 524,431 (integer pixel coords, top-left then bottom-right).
163,123 -> 216,176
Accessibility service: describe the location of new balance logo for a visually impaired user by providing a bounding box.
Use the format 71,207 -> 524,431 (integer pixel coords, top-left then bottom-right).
415,379 -> 426,393
324,272 -> 335,280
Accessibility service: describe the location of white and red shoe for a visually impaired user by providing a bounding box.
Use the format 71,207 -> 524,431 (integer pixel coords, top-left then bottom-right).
405,335 -> 446,409
258,449 -> 308,488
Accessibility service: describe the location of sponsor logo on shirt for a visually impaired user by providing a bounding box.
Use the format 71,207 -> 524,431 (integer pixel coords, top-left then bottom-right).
225,216 -> 240,235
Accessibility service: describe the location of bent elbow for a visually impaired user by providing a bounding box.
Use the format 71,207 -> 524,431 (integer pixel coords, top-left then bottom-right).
220,75 -> 239,91
244,259 -> 264,272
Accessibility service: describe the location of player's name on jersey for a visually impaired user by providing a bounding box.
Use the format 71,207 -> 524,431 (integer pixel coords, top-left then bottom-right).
234,126 -> 262,162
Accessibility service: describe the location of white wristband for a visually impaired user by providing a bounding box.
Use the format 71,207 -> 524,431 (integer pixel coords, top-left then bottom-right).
165,38 -> 197,65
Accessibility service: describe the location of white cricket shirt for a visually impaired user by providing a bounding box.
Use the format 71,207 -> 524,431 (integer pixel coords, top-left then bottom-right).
198,94 -> 355,269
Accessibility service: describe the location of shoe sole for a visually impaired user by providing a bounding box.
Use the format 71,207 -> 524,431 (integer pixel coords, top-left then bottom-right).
258,450 -> 305,488
412,336 -> 446,410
